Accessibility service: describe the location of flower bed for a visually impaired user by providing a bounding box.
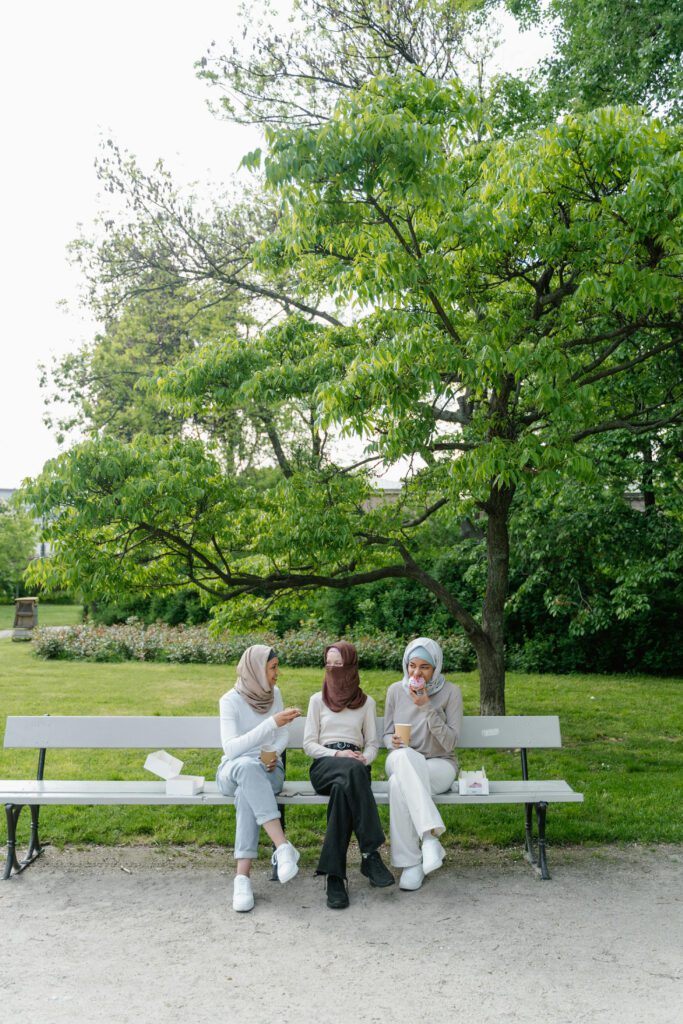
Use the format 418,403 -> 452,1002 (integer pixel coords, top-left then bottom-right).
32,622 -> 474,671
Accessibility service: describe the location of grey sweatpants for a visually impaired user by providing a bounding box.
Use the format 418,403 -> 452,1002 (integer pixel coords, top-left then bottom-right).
216,756 -> 284,859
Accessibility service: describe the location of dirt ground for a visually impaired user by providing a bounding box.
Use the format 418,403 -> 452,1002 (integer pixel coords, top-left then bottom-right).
0,843 -> 680,1024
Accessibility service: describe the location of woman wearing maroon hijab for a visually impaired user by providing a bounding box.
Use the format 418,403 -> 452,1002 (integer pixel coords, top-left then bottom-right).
303,641 -> 394,908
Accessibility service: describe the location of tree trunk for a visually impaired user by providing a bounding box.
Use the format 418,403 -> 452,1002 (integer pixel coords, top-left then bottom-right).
642,443 -> 656,512
476,639 -> 507,716
478,484 -> 515,715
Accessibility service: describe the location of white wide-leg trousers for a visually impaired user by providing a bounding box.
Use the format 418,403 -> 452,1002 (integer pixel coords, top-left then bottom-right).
385,747 -> 456,867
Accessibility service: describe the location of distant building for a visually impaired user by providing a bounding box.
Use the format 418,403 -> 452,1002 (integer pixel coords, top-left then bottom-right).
364,479 -> 403,510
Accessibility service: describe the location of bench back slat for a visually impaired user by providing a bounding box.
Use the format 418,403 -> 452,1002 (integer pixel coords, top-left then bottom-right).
4,714 -> 562,750
4,716 -> 222,749
285,715 -> 561,748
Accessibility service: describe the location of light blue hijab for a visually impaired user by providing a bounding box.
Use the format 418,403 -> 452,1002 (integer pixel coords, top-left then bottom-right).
401,637 -> 446,697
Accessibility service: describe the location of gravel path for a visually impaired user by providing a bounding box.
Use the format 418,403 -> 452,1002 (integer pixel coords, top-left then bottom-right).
1,844 -> 680,1023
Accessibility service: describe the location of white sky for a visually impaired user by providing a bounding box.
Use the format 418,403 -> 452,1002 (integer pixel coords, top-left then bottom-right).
0,1 -> 551,489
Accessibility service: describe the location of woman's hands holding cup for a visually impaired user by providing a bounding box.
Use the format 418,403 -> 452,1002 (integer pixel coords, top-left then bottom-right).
392,723 -> 412,748
274,706 -> 301,728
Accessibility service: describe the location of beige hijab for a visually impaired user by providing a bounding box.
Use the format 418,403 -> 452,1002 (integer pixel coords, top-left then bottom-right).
234,644 -> 276,714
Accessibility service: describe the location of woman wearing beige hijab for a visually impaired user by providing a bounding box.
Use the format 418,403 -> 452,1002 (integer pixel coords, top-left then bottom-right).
216,644 -> 301,912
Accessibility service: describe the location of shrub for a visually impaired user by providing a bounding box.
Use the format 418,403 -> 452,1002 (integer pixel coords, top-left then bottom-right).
87,590 -> 211,626
31,623 -> 476,671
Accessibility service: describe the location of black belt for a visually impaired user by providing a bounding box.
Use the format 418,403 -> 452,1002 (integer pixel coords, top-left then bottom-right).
324,742 -> 361,752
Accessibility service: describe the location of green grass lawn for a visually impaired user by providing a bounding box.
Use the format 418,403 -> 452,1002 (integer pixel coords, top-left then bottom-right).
0,603 -> 83,629
0,639 -> 681,857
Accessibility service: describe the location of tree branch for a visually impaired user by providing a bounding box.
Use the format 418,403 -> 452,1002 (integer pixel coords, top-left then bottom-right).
401,498 -> 448,529
572,409 -> 683,442
574,338 -> 681,387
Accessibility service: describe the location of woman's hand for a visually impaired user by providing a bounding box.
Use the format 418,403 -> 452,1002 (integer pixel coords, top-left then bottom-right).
335,749 -> 367,763
391,733 -> 405,748
409,688 -> 430,708
274,707 -> 301,728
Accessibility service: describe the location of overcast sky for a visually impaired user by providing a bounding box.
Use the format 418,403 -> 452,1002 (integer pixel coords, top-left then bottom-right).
0,1 -> 551,489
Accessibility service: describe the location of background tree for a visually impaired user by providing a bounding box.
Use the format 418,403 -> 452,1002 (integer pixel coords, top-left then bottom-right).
43,277 -> 246,446
198,0 -> 490,127
0,502 -> 37,601
506,0 -> 683,117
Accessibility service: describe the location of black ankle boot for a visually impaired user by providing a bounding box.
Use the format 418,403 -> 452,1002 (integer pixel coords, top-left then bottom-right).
326,874 -> 350,909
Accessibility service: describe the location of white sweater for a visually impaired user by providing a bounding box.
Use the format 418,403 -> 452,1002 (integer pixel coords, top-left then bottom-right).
218,687 -> 288,762
303,691 -> 379,764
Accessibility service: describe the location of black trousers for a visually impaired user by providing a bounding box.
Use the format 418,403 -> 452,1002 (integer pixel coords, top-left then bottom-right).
310,756 -> 385,878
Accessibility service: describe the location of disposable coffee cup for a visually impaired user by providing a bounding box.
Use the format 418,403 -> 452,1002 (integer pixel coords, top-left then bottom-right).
395,723 -> 412,746
260,746 -> 278,767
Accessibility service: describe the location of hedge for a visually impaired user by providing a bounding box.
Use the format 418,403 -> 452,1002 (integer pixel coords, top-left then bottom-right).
31,622 -> 475,671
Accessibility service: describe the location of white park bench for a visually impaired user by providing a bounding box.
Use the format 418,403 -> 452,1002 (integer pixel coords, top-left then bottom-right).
1,714 -> 583,882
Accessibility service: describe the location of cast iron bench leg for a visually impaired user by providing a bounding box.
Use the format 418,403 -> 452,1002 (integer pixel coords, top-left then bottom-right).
4,804 -> 21,879
524,802 -> 534,862
3,803 -> 43,880
522,801 -> 551,880
535,801 -> 550,880
26,804 -> 42,863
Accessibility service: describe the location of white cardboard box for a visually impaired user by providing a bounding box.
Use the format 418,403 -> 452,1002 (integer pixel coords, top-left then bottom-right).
165,775 -> 205,796
144,749 -> 184,780
144,749 -> 205,795
458,768 -> 490,796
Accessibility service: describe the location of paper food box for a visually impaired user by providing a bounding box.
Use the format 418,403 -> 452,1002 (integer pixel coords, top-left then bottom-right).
458,768 -> 490,796
165,774 -> 205,796
144,750 -> 205,796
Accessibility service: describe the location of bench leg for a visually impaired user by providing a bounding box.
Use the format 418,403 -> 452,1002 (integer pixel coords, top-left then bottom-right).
535,801 -> 550,880
4,803 -> 43,880
4,804 -> 21,879
522,801 -> 551,880
524,803 -> 534,861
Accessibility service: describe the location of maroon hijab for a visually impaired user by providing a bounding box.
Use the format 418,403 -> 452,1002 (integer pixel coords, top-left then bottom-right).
322,640 -> 367,712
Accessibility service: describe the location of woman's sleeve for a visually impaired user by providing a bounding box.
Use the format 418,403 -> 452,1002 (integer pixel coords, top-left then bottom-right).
362,699 -> 379,764
382,687 -> 396,749
425,685 -> 463,752
219,695 -> 278,759
303,695 -> 334,759
272,689 -> 289,756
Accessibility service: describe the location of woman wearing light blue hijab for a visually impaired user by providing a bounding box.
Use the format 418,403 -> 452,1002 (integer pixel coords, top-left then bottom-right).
382,637 -> 463,891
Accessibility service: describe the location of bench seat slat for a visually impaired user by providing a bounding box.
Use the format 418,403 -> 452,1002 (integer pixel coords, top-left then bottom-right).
0,778 -> 583,806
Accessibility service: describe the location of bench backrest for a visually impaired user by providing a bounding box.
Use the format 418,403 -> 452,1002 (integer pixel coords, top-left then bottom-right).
4,715 -> 562,750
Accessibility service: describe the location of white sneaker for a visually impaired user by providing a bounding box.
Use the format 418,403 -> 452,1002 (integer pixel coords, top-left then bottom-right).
399,864 -> 425,891
272,841 -> 300,884
233,874 -> 254,912
422,835 -> 445,875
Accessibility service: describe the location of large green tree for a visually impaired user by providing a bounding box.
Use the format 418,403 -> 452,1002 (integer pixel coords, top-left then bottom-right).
29,84 -> 683,712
